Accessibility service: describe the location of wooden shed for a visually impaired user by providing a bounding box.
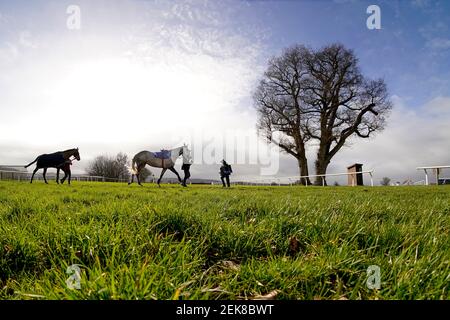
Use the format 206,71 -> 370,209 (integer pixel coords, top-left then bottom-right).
347,163 -> 364,186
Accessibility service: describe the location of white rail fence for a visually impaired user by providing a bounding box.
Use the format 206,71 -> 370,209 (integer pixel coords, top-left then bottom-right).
2,167 -> 449,186
234,170 -> 375,186
0,170 -> 129,183
416,165 -> 450,186
0,170 -> 29,181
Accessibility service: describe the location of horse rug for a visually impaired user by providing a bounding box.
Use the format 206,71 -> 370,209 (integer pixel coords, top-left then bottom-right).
152,150 -> 172,168
38,152 -> 66,168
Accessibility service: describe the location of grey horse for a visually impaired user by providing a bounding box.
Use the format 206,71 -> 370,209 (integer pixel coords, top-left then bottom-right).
129,144 -> 192,187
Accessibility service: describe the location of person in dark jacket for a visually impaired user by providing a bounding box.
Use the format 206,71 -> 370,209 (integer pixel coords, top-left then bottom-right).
219,159 -> 232,187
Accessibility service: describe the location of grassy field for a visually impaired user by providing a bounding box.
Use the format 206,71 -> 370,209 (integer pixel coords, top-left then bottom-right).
0,180 -> 448,300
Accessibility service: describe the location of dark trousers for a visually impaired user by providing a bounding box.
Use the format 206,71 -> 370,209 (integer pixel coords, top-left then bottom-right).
182,169 -> 191,186
221,175 -> 230,187
182,164 -> 191,186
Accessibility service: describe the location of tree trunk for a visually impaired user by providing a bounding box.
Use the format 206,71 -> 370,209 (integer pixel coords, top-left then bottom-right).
297,155 -> 311,185
314,156 -> 330,186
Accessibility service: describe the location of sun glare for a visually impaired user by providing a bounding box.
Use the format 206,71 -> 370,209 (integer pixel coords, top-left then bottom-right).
31,55 -> 241,146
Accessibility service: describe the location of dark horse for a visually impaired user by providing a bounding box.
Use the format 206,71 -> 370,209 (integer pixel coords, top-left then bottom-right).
25,148 -> 80,184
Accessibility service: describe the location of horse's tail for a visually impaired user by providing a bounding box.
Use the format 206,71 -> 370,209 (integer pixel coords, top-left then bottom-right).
130,157 -> 138,175
24,156 -> 39,168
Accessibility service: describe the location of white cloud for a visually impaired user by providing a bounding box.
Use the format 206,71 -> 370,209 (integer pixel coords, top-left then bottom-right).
18,31 -> 38,49
426,38 -> 450,50
411,0 -> 431,8
424,96 -> 450,114
0,31 -> 37,69
0,11 -> 7,24
0,42 -> 19,67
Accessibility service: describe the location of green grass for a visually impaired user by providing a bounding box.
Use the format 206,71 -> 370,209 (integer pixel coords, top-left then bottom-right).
0,181 -> 448,300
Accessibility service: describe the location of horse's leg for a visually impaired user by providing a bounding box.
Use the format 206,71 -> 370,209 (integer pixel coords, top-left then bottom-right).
30,167 -> 39,184
68,170 -> 71,185
137,163 -> 146,186
128,174 -> 134,185
56,168 -> 60,184
61,169 -> 67,184
168,167 -> 182,183
157,168 -> 167,187
43,168 -> 49,184
136,174 -> 142,186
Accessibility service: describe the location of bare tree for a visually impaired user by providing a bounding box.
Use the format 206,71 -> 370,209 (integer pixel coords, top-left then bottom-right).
255,43 -> 392,185
303,44 -> 392,185
254,45 -> 312,185
138,167 -> 153,182
380,177 -> 391,186
86,152 -> 130,180
115,152 -> 130,180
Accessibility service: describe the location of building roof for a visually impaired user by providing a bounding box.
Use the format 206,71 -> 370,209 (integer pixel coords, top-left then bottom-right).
347,163 -> 363,169
0,165 -> 28,172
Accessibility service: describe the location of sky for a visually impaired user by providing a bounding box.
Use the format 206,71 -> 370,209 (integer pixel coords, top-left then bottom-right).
0,0 -> 449,184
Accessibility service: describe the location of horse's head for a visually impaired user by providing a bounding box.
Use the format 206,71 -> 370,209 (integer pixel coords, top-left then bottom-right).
73,148 -> 81,161
181,144 -> 193,164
